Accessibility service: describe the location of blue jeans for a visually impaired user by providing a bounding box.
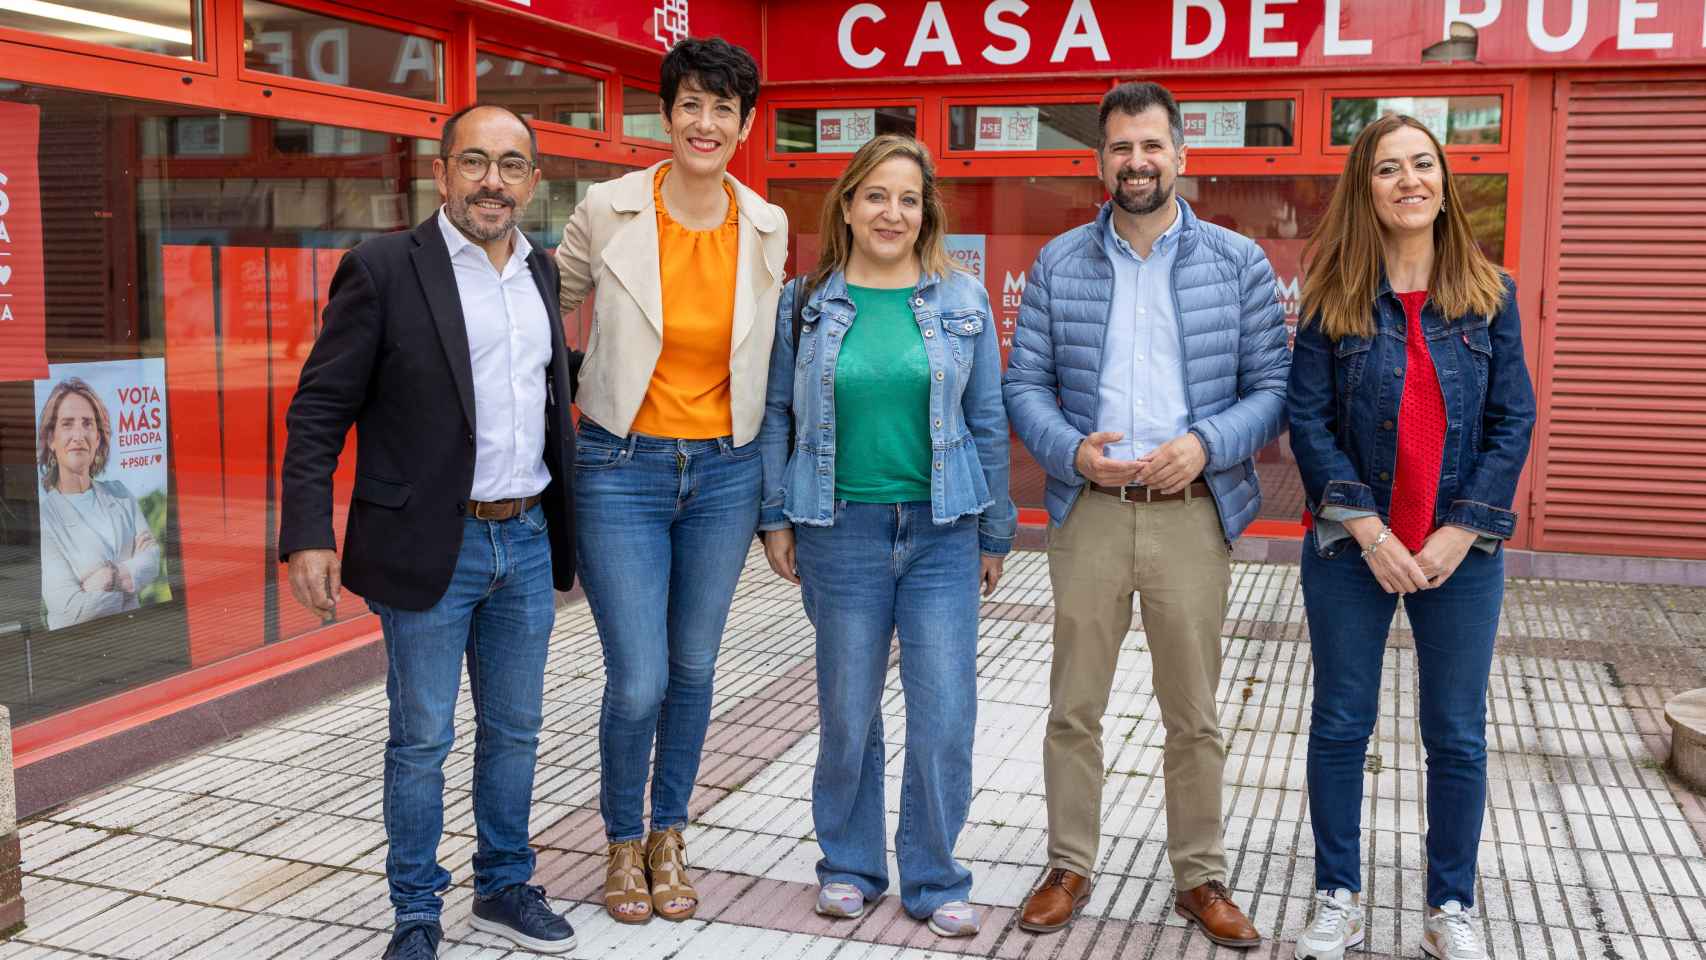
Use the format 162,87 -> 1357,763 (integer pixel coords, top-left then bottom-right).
368,504 -> 556,927
795,501 -> 979,919
574,420 -> 761,842
1301,530 -> 1503,909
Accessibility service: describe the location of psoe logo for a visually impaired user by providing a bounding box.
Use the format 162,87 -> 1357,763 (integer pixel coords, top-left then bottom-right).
654,0 -> 689,49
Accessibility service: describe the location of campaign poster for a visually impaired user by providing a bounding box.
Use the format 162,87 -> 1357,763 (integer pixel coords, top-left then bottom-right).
34,359 -> 172,630
816,108 -> 876,153
0,101 -> 50,381
1180,100 -> 1248,148
945,233 -> 985,283
1254,238 -> 1308,351
973,106 -> 1039,151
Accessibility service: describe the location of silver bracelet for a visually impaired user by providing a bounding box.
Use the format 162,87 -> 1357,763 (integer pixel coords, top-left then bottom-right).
1360,526 -> 1391,558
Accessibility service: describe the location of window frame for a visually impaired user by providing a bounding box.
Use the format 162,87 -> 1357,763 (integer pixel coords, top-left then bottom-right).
235,0 -> 452,110
472,41 -> 612,145
1322,84 -> 1513,155
0,0 -> 216,75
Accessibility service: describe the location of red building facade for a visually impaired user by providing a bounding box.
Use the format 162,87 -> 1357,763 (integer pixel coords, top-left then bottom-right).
0,0 -> 1701,778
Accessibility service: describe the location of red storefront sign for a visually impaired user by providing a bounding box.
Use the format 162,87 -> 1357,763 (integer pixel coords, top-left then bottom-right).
0,101 -> 49,382
487,0 -> 761,53
767,0 -> 1706,82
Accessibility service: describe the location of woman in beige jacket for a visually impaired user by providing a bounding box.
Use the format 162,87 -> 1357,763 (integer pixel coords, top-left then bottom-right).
555,37 -> 786,926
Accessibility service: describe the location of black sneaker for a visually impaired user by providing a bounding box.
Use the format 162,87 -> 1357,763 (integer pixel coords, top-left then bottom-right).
470,884 -> 577,954
382,922 -> 441,959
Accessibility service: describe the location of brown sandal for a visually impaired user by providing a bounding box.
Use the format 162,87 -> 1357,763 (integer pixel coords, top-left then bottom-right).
605,839 -> 652,924
645,827 -> 699,922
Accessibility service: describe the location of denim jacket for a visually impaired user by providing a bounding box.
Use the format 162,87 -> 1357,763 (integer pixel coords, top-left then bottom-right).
758,268 -> 1017,555
1287,274 -> 1536,556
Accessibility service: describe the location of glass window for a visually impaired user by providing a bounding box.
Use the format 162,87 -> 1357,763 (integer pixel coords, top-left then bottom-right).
1331,95 -> 1502,146
622,86 -> 667,142
774,106 -> 915,154
0,0 -> 200,59
243,1 -> 442,102
477,53 -> 603,131
0,79 -> 643,727
1177,99 -> 1294,148
948,103 -> 1099,152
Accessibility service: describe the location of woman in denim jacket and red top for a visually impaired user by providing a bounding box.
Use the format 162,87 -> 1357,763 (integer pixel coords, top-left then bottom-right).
1285,114 -> 1535,960
756,135 -> 1015,938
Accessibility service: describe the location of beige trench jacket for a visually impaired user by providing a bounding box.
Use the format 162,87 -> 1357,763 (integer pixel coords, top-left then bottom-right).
556,160 -> 789,446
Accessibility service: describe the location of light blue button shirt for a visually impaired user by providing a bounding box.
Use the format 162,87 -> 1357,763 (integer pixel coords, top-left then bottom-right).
1098,200 -> 1189,460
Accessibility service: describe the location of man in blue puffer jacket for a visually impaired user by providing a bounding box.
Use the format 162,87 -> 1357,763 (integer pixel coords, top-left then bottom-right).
1004,82 -> 1289,949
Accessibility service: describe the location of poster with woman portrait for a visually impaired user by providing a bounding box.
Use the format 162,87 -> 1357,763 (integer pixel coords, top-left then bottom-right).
33,359 -> 172,630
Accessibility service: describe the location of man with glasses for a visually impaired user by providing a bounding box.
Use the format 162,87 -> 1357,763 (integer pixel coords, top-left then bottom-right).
281,103 -> 580,959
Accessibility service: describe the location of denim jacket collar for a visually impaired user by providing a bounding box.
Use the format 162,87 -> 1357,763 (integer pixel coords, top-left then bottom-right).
807,267 -> 952,318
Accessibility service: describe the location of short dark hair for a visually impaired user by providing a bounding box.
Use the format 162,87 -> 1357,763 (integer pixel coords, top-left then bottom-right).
659,37 -> 760,122
440,104 -> 538,162
1098,81 -> 1184,149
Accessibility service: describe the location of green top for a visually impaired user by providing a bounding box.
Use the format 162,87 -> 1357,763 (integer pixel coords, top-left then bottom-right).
834,284 -> 933,503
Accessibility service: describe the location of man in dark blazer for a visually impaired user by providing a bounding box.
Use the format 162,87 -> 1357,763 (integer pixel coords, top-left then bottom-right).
280,104 -> 578,959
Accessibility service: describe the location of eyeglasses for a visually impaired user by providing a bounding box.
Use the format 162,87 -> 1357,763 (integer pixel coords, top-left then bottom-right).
451,152 -> 534,185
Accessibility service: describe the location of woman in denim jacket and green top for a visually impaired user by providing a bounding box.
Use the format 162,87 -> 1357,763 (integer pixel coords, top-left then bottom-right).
1286,114 -> 1535,960
756,134 -> 1016,938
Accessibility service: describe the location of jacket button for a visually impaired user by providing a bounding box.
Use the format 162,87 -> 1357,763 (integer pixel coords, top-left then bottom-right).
924,329 -> 935,338
934,418 -> 942,428
456,502 -> 466,515
466,433 -> 475,446
1382,419 -> 1394,430
935,371 -> 945,381
1379,471 -> 1391,482
934,461 -> 943,471
1393,367 -> 1402,377
913,297 -> 924,307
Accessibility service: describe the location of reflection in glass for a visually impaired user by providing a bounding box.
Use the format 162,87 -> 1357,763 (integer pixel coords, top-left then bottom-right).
774,106 -> 916,154
477,52 -> 603,131
623,86 -> 668,142
948,103 -> 1099,152
0,80 -> 647,725
243,0 -> 442,102
0,0 -> 200,59
1331,95 -> 1502,146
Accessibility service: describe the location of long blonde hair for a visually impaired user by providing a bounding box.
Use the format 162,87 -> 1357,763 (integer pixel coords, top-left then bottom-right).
1300,114 -> 1506,340
806,134 -> 958,294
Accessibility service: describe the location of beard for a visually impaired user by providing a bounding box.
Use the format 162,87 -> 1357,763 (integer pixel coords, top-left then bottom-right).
1110,169 -> 1172,216
447,189 -> 518,243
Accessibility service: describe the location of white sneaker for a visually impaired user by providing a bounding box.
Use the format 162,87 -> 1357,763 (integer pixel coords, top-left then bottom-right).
1421,901 -> 1488,960
1293,889 -> 1364,960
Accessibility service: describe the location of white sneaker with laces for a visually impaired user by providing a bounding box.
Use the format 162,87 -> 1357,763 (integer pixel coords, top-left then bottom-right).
1421,901 -> 1488,960
1293,889 -> 1364,960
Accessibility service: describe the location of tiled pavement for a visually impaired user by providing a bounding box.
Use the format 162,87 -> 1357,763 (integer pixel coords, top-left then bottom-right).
6,548 -> 1706,959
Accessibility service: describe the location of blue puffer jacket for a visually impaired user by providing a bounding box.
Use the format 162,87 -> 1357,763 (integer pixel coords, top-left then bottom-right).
1002,199 -> 1291,540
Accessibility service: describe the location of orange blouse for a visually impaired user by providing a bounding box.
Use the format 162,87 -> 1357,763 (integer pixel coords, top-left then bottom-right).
630,163 -> 739,439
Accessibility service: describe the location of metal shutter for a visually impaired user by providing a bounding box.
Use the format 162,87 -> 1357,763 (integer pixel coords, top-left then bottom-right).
1534,73 -> 1706,560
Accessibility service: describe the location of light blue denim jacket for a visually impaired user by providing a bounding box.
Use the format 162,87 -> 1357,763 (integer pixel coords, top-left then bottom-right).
758,268 -> 1017,555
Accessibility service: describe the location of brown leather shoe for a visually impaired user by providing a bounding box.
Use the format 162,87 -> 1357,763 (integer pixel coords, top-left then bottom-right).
1017,868 -> 1092,934
1174,880 -> 1262,948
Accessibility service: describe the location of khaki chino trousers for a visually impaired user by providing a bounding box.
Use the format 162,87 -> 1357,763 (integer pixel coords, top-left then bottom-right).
1044,487 -> 1233,890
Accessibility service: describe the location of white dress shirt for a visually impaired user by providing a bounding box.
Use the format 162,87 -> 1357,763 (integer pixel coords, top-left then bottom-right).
1097,198 -> 1190,460
437,207 -> 553,502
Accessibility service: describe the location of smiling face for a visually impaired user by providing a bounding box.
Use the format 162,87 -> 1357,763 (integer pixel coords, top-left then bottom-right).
433,106 -> 540,244
1368,124 -> 1444,238
1097,105 -> 1186,217
663,76 -> 753,180
842,155 -> 925,273
51,392 -> 99,480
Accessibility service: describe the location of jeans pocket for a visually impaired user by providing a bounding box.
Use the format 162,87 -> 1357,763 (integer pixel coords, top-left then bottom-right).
516,503 -> 548,534
721,437 -> 760,462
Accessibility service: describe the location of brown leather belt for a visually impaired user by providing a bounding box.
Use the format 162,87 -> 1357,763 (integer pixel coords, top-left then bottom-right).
466,493 -> 542,521
1088,481 -> 1211,504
